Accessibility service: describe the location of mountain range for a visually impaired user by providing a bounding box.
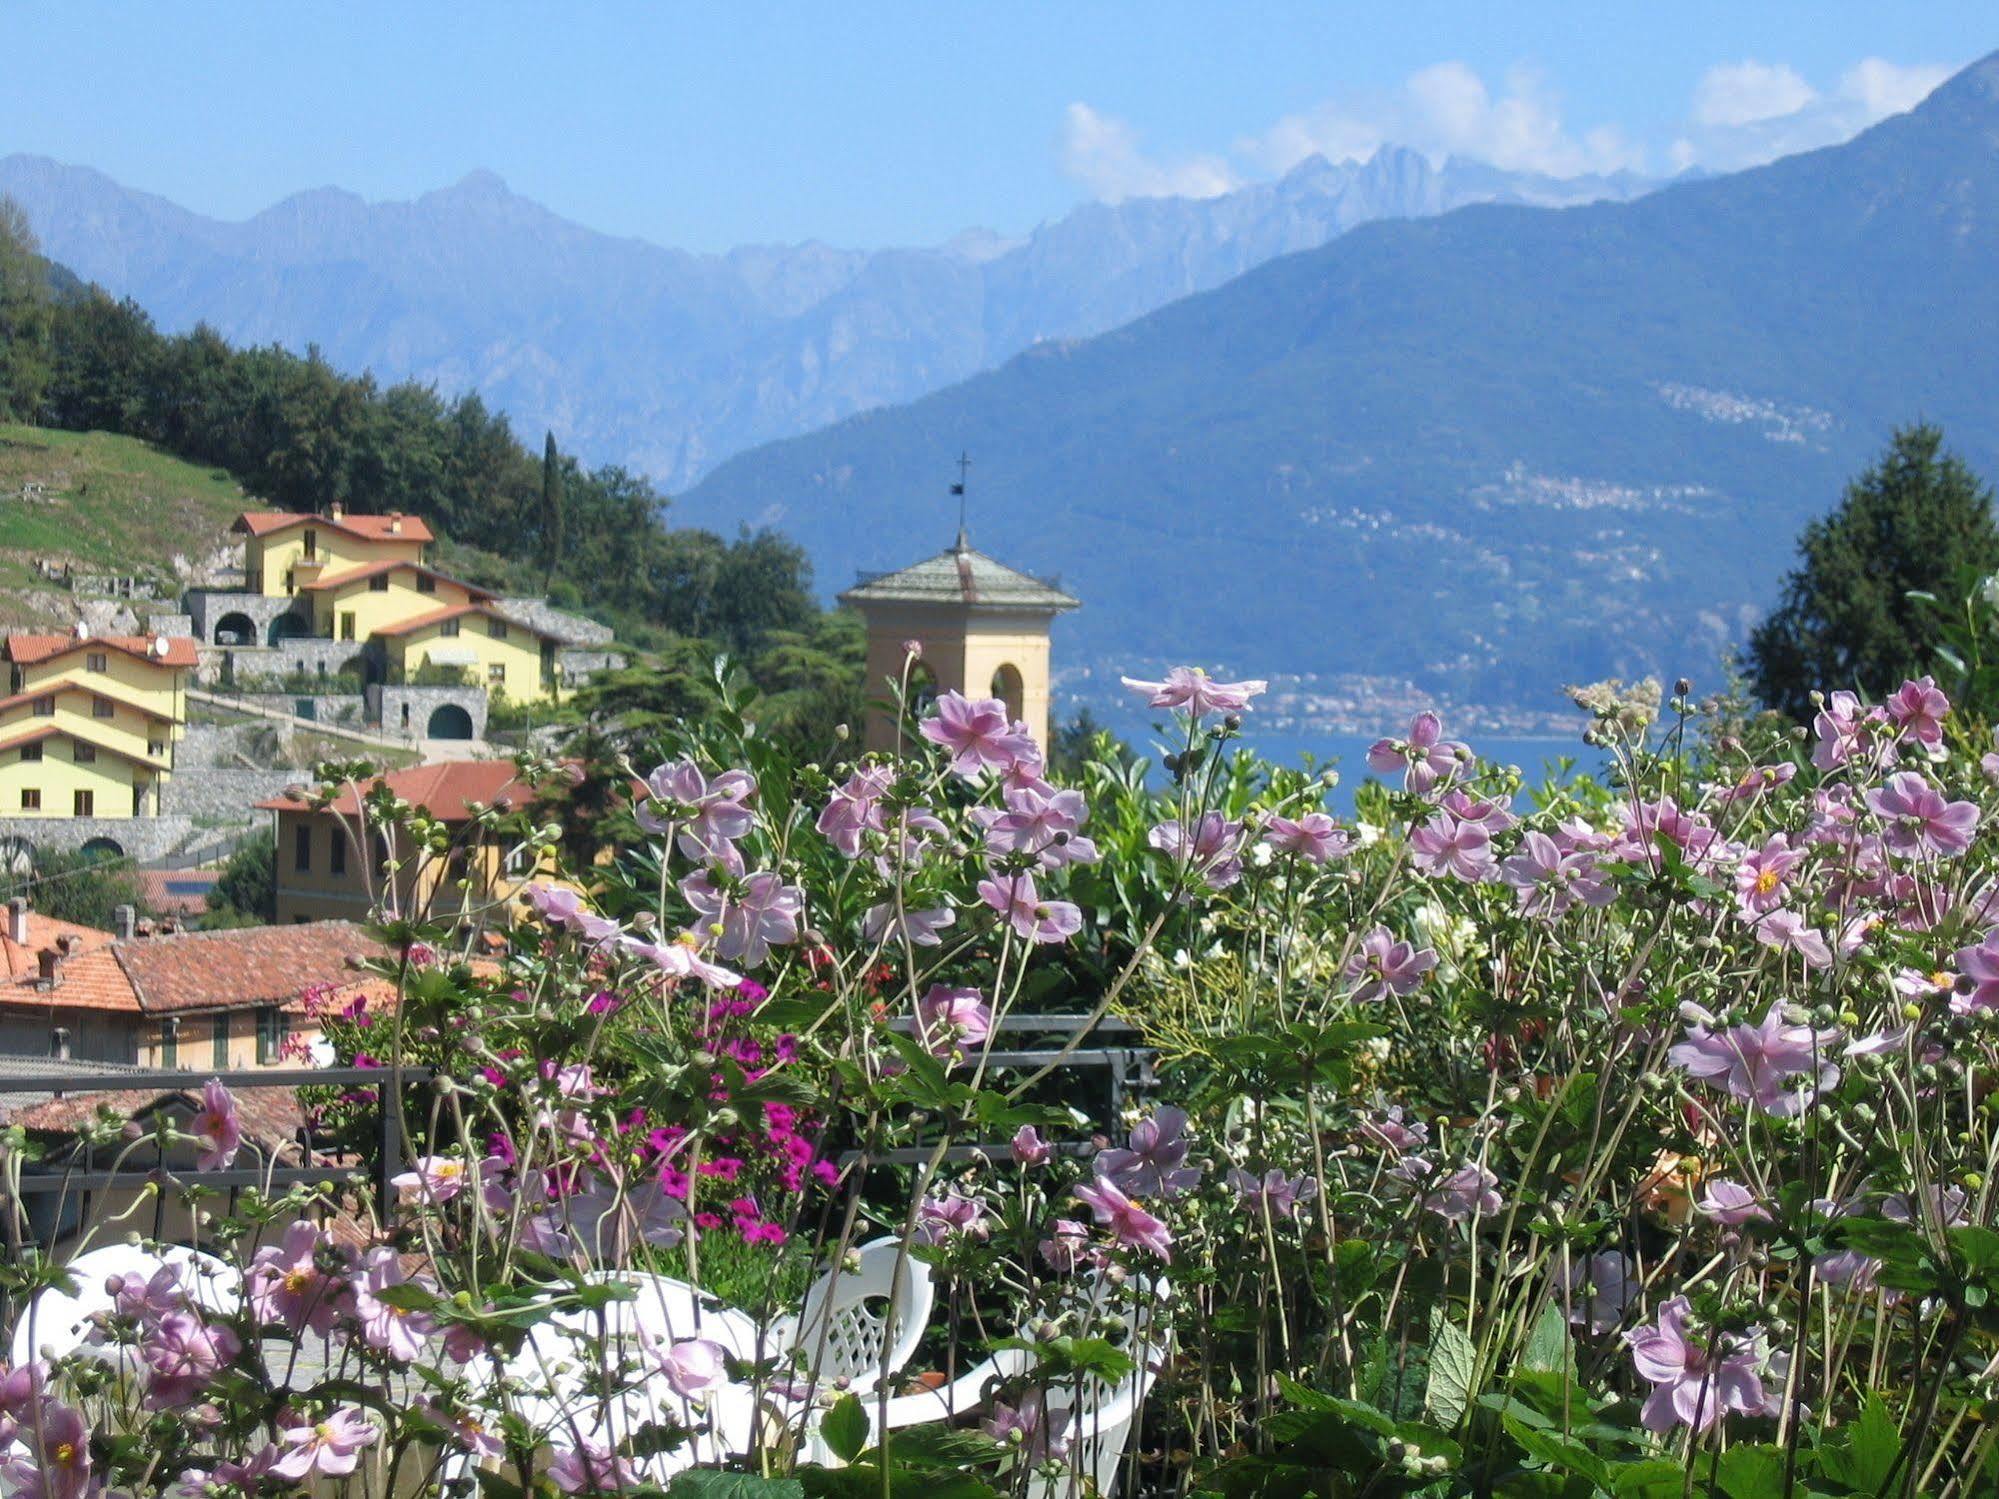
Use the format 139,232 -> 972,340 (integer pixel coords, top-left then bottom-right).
0,149 -> 1657,490
673,52 -> 1999,728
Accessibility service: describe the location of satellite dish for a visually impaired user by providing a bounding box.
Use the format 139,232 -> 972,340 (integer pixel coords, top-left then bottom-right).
151,635 -> 170,658
71,621 -> 90,639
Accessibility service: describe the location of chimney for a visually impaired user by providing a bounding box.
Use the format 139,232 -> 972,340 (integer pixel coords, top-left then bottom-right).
388,512 -> 403,535
8,896 -> 26,946
329,502 -> 345,521
35,949 -> 60,989
50,1027 -> 70,1062
56,934 -> 79,957
114,904 -> 136,942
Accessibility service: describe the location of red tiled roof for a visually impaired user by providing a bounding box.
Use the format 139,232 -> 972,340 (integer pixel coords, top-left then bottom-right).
298,560 -> 494,600
3,634 -> 199,669
0,680 -> 182,724
233,510 -> 435,544
113,921 -> 390,1016
0,911 -> 116,983
135,870 -> 220,918
0,724 -> 168,770
1,947 -> 141,1011
9,1085 -> 306,1150
258,758 -> 547,820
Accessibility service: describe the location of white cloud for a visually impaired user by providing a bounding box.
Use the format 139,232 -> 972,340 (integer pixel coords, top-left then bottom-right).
1692,61 -> 1816,128
1057,103 -> 1239,203
1676,55 -> 1954,171
1239,61 -> 1644,180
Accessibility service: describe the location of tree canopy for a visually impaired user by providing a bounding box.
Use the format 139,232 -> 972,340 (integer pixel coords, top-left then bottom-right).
1748,424 -> 1999,721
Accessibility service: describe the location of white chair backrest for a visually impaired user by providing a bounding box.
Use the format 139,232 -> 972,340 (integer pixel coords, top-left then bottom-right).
1029,1276 -> 1171,1499
781,1237 -> 935,1395
10,1243 -> 241,1368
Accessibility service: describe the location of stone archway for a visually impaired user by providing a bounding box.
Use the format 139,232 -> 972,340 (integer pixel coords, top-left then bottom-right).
267,612 -> 314,646
426,702 -> 475,740
213,611 -> 257,646
78,836 -> 126,862
989,663 -> 1025,721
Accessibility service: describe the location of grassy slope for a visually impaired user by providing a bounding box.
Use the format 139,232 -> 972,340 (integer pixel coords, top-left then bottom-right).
0,425 -> 251,625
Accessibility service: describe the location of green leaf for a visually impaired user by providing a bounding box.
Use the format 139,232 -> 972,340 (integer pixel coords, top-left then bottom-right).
1717,1443 -> 1788,1499
668,1476 -> 806,1499
821,1393 -> 870,1464
1423,1308 -> 1477,1428
1503,1417 -> 1610,1486
1522,1299 -> 1576,1380
1819,1390 -> 1901,1491
1611,1458 -> 1695,1497
875,1423 -> 1002,1469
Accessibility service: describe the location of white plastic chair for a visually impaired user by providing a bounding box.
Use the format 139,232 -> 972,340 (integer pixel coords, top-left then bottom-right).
9,1242 -> 242,1368
770,1236 -> 936,1399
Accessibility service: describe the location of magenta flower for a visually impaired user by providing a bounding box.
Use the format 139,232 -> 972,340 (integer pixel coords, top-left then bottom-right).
976,784 -> 1099,870
1096,1106 -> 1202,1197
1886,675 -> 1950,748
1261,812 -> 1351,863
637,758 -> 757,859
1812,690 -> 1883,771
1343,927 -> 1437,1004
1624,1297 -> 1766,1433
1360,1104 -> 1428,1159
1440,788 -> 1518,832
1420,1163 -> 1503,1223
1120,666 -> 1267,718
1865,770 -> 1979,859
816,764 -> 892,857
984,1392 -> 1073,1462
141,1309 -> 242,1410
1696,1180 -> 1770,1226
1498,831 -> 1612,918
1952,928 -> 1999,1012
1010,1125 -> 1053,1167
1039,1219 -> 1095,1273
916,985 -> 993,1057
862,901 -> 956,948
1711,762 -> 1797,805
1668,1004 -> 1840,1117
921,691 -> 1039,776
248,1219 -> 353,1335
1073,1176 -> 1173,1260
523,883 -> 621,944
105,1263 -> 187,1328
270,1407 -> 377,1480
1750,909 -> 1834,969
622,931 -> 743,989
390,1154 -> 472,1205
190,1079 -> 241,1171
1733,834 -> 1803,915
1409,811 -> 1496,882
1552,1249 -> 1636,1335
1147,812 -> 1245,890
11,1401 -> 93,1499
547,1440 -> 636,1495
914,1189 -> 990,1245
1366,711 -> 1471,795
351,1247 -> 437,1363
679,867 -> 804,966
649,1336 -> 729,1398
1228,1167 -> 1319,1220
976,872 -> 1083,944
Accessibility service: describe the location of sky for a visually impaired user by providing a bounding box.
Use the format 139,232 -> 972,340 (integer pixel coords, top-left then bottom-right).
2,3 -> 1992,253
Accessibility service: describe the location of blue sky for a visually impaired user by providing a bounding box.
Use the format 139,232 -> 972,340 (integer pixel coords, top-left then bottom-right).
2,2 -> 1991,252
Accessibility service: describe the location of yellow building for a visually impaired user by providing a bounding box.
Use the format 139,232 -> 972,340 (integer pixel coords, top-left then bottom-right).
839,530 -> 1079,753
261,759 -> 558,926
233,507 -> 432,598
297,560 -> 492,644
0,634 -> 197,819
375,603 -> 563,703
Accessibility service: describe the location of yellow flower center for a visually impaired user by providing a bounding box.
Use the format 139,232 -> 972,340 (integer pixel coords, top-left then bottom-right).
52,1443 -> 75,1467
283,1269 -> 311,1294
1753,868 -> 1781,895
1931,970 -> 1954,991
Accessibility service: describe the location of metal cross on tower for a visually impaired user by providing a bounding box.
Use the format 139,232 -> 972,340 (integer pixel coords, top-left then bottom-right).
951,451 -> 972,547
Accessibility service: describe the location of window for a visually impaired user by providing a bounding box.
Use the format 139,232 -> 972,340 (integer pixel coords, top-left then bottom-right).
20,789 -> 40,812
488,618 -> 508,641
256,1007 -> 283,1065
416,572 -> 437,595
162,1019 -> 178,1069
212,1013 -> 229,1069
303,529 -> 318,559
369,574 -> 390,592
31,696 -> 53,717
504,841 -> 533,876
439,617 -> 461,637
488,663 -> 507,685
147,740 -> 164,758
294,822 -> 312,872
92,695 -> 114,718
246,569 -> 263,592
73,790 -> 93,816
85,652 -> 107,674
330,833 -> 347,875
340,612 -> 357,642
73,742 -> 96,764
19,743 -> 40,762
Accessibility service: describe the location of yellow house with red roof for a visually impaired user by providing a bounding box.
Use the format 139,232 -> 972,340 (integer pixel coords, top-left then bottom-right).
233,506 -> 432,597
0,633 -> 196,818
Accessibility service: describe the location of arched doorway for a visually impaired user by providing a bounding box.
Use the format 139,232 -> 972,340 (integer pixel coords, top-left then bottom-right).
78,836 -> 126,862
426,703 -> 475,740
267,612 -> 313,646
213,611 -> 257,645
989,663 -> 1025,722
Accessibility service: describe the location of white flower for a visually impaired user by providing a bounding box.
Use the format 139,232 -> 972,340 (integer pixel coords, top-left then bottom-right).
1355,821 -> 1383,848
1249,840 -> 1274,867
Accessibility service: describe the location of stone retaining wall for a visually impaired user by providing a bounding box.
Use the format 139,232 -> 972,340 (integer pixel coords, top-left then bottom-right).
0,816 -> 194,863
159,768 -> 298,822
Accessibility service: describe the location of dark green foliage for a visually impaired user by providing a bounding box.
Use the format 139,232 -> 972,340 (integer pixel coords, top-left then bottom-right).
0,198 -> 52,420
1047,706 -> 1136,779
0,846 -> 150,931
1747,425 -> 1999,720
539,429 -> 564,590
204,830 -> 275,925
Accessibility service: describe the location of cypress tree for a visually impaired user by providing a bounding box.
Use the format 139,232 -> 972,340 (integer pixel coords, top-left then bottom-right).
541,429 -> 565,590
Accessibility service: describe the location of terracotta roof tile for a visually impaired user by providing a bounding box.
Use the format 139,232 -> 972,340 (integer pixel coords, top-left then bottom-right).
257,758 -> 548,820
113,921 -> 390,1015
0,912 -> 116,983
3,634 -> 200,669
9,1084 -> 306,1151
232,510 -> 435,544
134,870 -> 220,918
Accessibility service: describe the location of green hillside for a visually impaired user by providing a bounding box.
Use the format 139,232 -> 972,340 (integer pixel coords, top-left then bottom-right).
0,424 -> 249,625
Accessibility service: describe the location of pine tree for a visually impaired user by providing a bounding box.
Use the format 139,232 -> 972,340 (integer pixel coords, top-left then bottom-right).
541,429 -> 565,591
0,197 -> 53,421
1748,425 -> 1999,720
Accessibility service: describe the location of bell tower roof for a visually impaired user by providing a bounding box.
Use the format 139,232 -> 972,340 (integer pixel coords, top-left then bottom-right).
839,541 -> 1079,613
